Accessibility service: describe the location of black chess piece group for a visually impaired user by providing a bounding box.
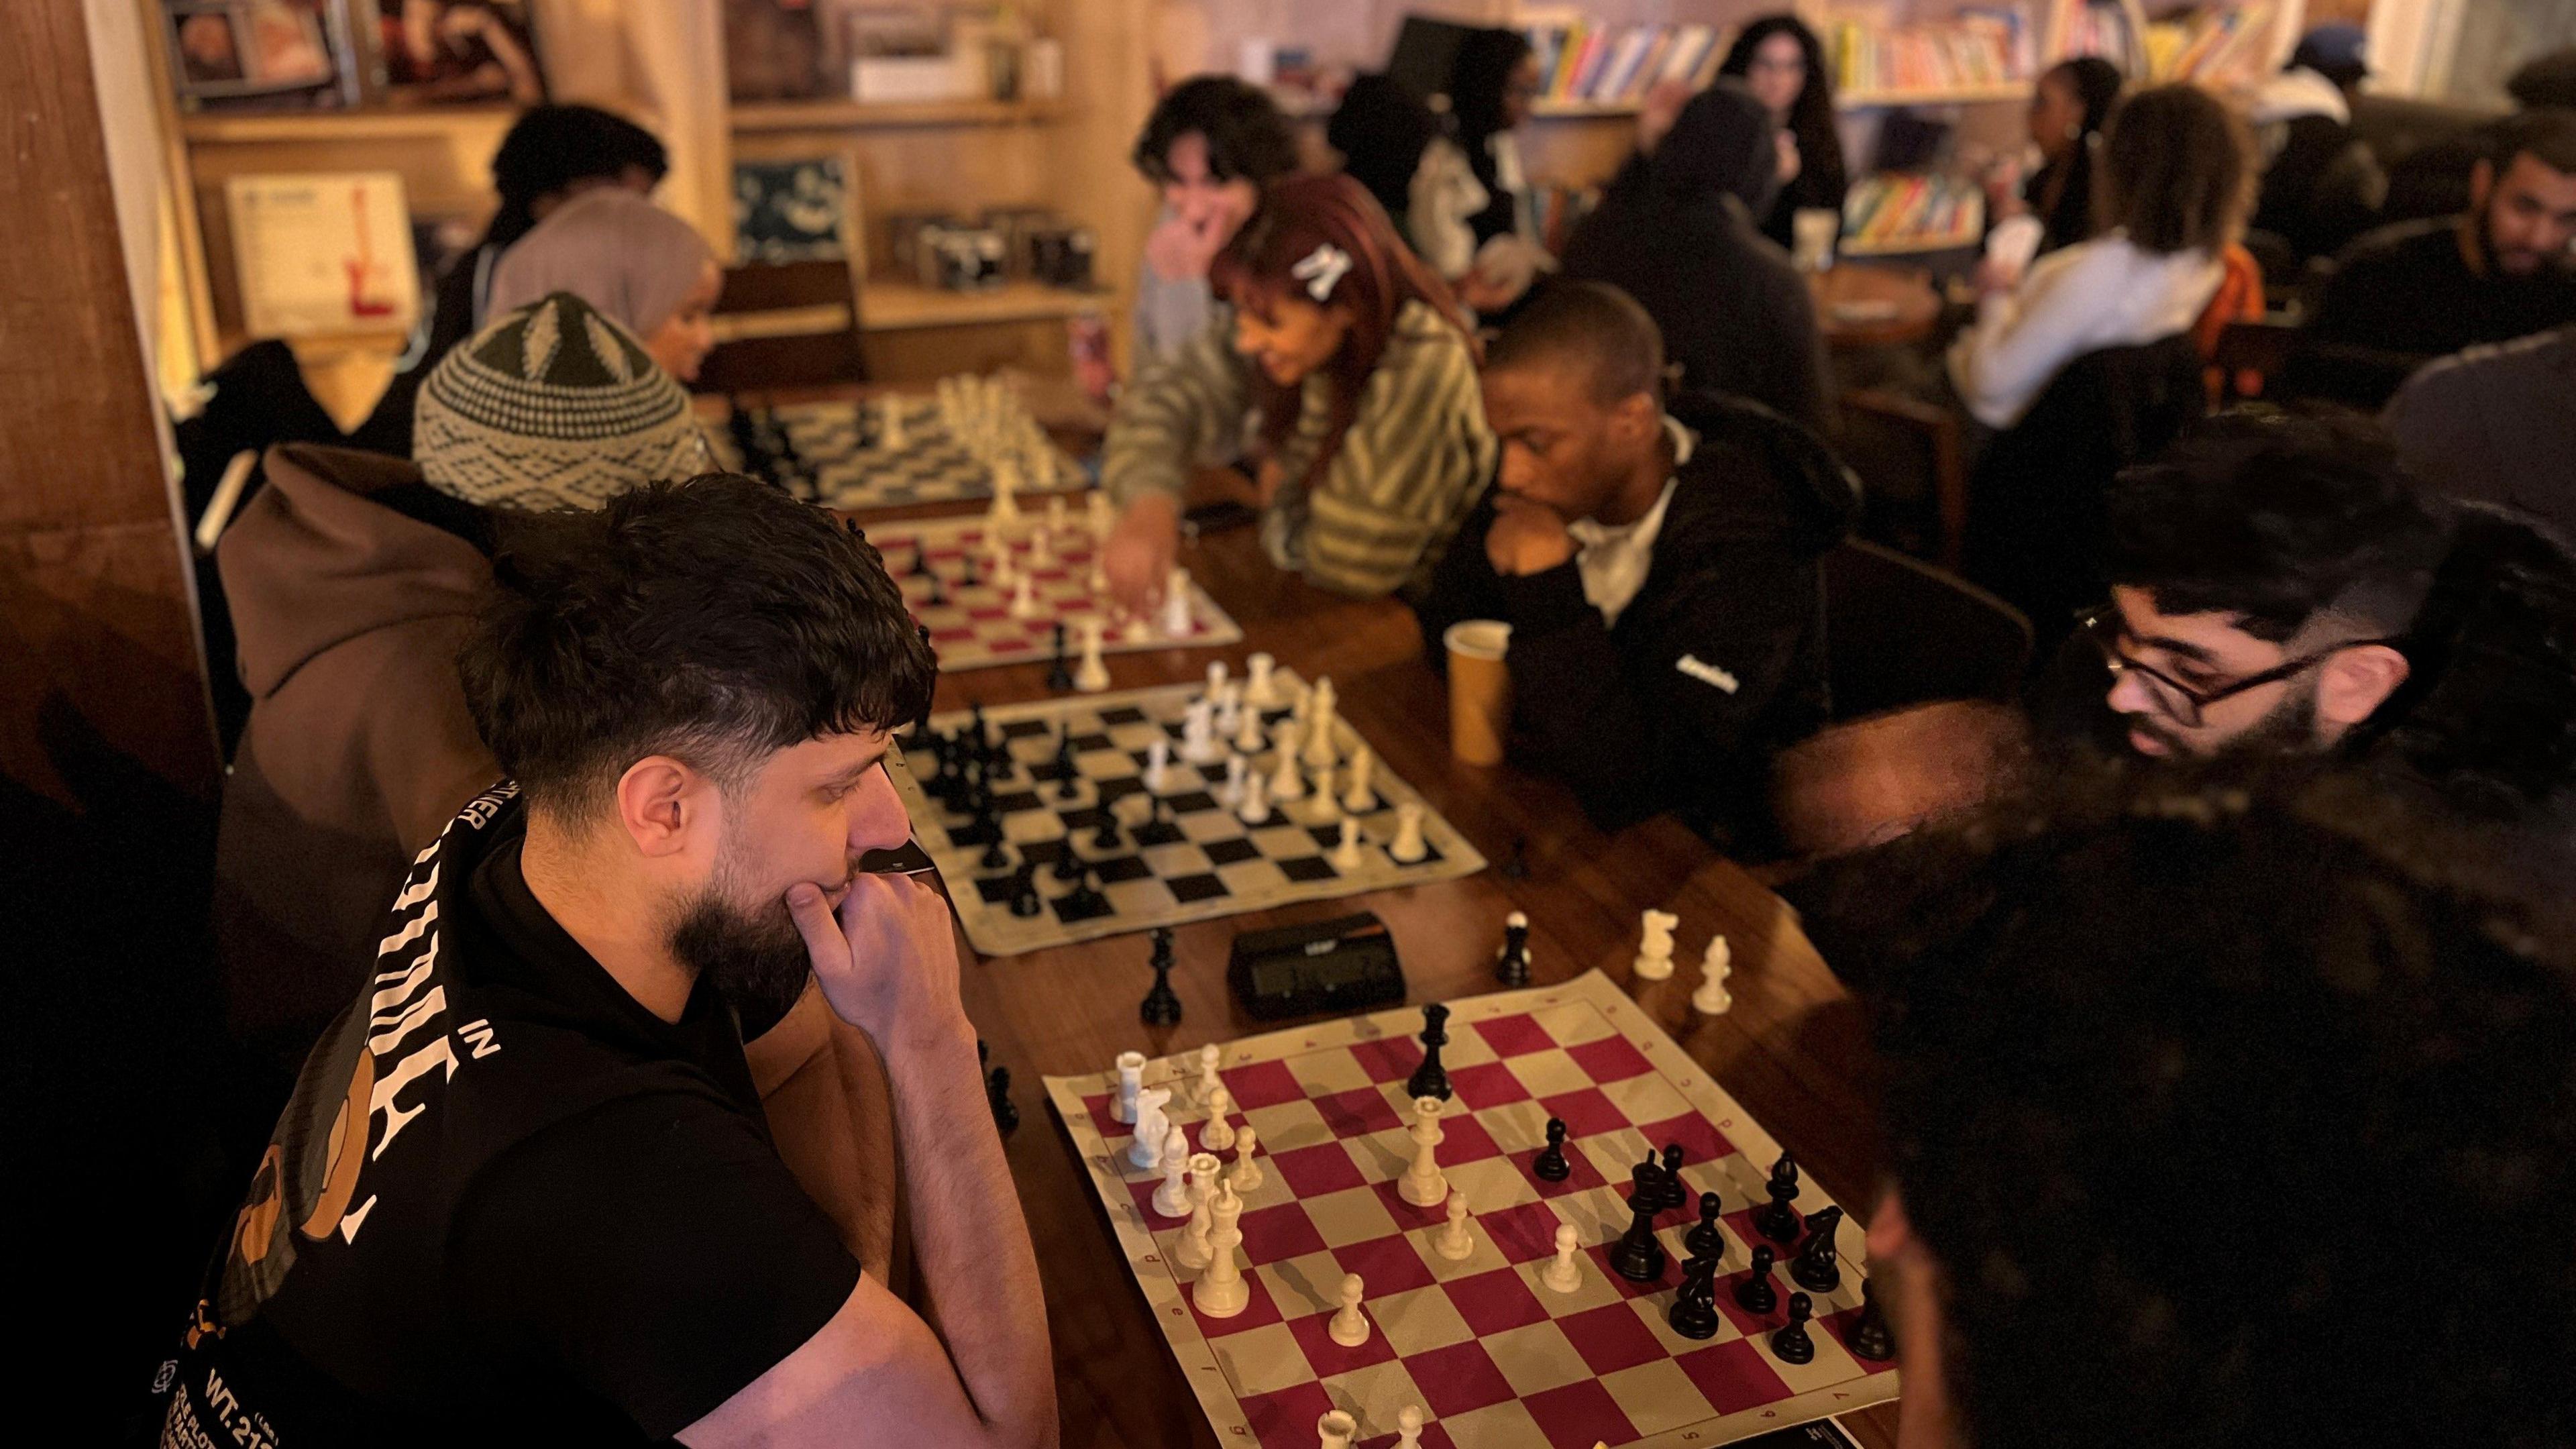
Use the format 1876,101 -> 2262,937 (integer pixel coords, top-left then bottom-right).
1404,1004 -> 1452,1101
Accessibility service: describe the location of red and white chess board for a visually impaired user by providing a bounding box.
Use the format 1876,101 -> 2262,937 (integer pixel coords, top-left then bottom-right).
1042,971 -> 1899,1448
861,508 -> 1242,672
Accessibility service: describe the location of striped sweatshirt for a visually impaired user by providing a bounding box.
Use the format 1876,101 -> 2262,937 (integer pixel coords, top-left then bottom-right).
1102,297 -> 1497,599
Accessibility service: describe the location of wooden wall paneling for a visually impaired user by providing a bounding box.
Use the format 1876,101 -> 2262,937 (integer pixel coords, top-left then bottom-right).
1,0 -> 217,804
859,319 -> 1070,383
1047,0 -> 1155,377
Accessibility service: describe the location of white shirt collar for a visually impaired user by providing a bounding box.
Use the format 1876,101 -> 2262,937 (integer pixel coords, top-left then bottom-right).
1566,415 -> 1695,628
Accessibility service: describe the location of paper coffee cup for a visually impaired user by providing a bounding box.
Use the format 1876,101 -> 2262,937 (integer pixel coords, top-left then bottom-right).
1443,619 -> 1512,765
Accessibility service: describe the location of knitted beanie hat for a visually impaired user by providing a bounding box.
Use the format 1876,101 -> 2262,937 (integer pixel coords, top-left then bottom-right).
415,290 -> 712,512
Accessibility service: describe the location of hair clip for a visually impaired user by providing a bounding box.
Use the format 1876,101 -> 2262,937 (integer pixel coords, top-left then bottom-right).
1291,242 -> 1354,303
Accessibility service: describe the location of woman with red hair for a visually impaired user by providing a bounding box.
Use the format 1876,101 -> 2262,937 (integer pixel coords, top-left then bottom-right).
1101,172 -> 1497,604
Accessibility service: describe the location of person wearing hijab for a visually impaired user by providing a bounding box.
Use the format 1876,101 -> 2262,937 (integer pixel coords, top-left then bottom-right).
1718,15 -> 1849,252
1100,172 -> 1496,605
486,189 -> 724,385
1558,79 -> 1831,430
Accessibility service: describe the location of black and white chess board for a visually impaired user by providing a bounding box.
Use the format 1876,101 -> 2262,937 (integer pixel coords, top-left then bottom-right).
710,396 -> 1089,512
894,670 -> 1485,956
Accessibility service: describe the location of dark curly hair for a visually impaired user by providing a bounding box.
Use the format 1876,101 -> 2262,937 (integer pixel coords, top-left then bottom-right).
1131,75 -> 1301,189
2096,81 -> 2253,255
1853,760 -> 2576,1449
458,474 -> 935,817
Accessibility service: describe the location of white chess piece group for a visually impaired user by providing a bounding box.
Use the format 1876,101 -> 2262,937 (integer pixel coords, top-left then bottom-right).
1631,912 -> 1737,1016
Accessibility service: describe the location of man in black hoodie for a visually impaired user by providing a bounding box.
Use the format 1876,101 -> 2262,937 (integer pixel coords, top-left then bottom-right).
1415,282 -> 1857,845
1557,79 -> 1833,431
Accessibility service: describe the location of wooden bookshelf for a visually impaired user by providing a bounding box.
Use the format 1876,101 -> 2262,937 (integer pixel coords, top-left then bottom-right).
730,98 -> 1065,132
859,278 -> 1102,331
176,105 -> 519,146
1837,82 -> 2035,108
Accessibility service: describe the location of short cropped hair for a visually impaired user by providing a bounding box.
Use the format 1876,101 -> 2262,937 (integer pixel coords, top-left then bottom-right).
458,474 -> 935,816
2488,105 -> 2576,177
1132,76 -> 1301,188
1485,280 -> 1666,407
2096,83 -> 2253,255
1849,763 -> 2576,1448
2102,409 -> 2449,643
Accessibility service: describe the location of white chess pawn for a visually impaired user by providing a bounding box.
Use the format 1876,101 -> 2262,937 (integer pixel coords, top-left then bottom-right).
1112,1051 -> 1146,1124
1122,610 -> 1155,643
1181,700 -> 1224,765
1073,620 -> 1110,693
1399,1095 -> 1447,1207
1128,1085 -> 1173,1171
1203,660 -> 1228,698
1087,488 -> 1114,542
876,394 -> 907,450
1234,769 -> 1272,826
1045,493 -> 1068,535
1393,1405 -> 1426,1449
1633,908 -> 1680,981
1215,682 -> 1243,737
1150,1124 -> 1192,1216
1228,1122 -> 1265,1191
1328,816 -> 1366,872
1434,1189 -> 1475,1260
1162,567 -> 1195,637
1031,438 -> 1059,490
1144,737 -> 1175,792
1028,525 -> 1053,568
1007,571 -> 1038,620
1317,1409 -> 1359,1449
1388,802 -> 1428,865
1197,1042 -> 1222,1104
1693,934 -> 1734,1015
1215,753 -> 1247,807
1542,1222 -> 1585,1293
1231,697 -> 1266,754
1242,651 -> 1279,707
1327,1273 -> 1371,1347
1086,557 -> 1109,595
1193,1183 -> 1249,1317
1199,1085 -> 1236,1151
1172,1154 -> 1220,1270
1268,743 -> 1305,804
1340,746 -> 1375,814
987,458 -> 1023,527
1302,780 -> 1344,826
1301,678 -> 1340,769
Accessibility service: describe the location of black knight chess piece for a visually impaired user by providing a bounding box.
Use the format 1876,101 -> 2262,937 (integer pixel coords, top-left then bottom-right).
1138,927 -> 1182,1026
1770,1293 -> 1817,1365
1734,1246 -> 1780,1314
1531,1117 -> 1572,1182
1684,1191 -> 1725,1258
1610,1159 -> 1670,1283
1845,1279 -> 1896,1361
1667,1253 -> 1723,1340
1754,1151 -> 1804,1244
1404,1002 -> 1452,1101
1790,1205 -> 1843,1294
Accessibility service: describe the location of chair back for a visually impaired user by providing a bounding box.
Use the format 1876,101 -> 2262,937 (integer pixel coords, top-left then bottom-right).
1964,333 -> 2207,648
1823,539 -> 2032,721
693,259 -> 869,398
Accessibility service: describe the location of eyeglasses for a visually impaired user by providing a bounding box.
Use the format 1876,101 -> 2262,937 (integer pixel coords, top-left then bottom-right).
2075,605 -> 2399,729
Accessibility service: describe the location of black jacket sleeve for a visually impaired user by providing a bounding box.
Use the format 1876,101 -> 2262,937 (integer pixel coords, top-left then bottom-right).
1496,547 -> 1822,831
1410,498 -> 1505,678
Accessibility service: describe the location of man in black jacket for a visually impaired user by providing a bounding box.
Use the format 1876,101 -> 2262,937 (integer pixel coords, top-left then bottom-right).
1415,282 -> 1857,844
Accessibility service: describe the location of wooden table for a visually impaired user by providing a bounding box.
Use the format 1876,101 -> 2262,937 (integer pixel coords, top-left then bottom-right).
891,511 -> 1898,1449
1807,265 -> 1944,350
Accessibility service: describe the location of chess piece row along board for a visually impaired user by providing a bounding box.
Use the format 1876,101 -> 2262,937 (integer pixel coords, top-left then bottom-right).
863,510 -> 1244,673
890,669 -> 1485,956
707,394 -> 1089,512
1040,971 -> 1896,1449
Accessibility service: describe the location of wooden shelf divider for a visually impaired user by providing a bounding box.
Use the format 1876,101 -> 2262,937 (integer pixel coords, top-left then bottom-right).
859,278 -> 1102,331
731,97 -> 1063,132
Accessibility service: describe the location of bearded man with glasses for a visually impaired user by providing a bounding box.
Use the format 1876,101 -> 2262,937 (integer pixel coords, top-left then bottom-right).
2049,409 -> 2576,821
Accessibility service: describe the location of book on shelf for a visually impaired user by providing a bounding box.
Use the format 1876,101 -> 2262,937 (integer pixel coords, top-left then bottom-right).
1830,7 -> 2033,97
2143,3 -> 2276,85
2048,0 -> 2144,78
1842,172 -> 1986,250
1525,19 -> 1723,108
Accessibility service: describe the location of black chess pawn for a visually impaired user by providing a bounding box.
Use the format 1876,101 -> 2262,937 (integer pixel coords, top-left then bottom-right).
911,542 -> 931,577
1045,622 -> 1074,692
1404,1002 -> 1452,1101
928,570 -> 949,607
1050,840 -> 1084,882
1684,1191 -> 1725,1258
1734,1246 -> 1780,1314
1091,802 -> 1123,851
1530,1117 -> 1572,1182
1845,1279 -> 1896,1361
1493,913 -> 1531,987
1007,860 -> 1042,918
1610,1161 -> 1670,1283
1770,1293 -> 1817,1365
1754,1151 -> 1804,1244
1667,1253 -> 1723,1340
1063,867 -> 1106,915
979,828 -> 1012,871
1790,1205 -> 1843,1294
1053,729 -> 1081,800
1138,927 -> 1182,1026
1655,1143 -> 1688,1212
987,1063 -> 1020,1136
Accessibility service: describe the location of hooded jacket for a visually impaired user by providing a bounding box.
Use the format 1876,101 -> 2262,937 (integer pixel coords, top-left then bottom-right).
2249,67 -> 2385,261
1558,82 -> 1832,432
1414,393 -> 1859,847
212,444 -> 904,1279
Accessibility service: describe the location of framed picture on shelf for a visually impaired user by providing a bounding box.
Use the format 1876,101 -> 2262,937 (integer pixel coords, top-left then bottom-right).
368,0 -> 544,105
161,0 -> 364,110
733,155 -> 865,268
225,172 -> 423,338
